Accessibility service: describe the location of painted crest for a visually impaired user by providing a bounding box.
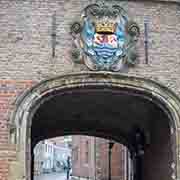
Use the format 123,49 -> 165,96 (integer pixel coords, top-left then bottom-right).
70,4 -> 140,71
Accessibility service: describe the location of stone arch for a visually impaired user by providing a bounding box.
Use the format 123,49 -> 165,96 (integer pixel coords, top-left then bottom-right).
9,72 -> 180,180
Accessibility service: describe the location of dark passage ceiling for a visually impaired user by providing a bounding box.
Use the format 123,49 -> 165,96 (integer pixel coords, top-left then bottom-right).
31,88 -> 170,148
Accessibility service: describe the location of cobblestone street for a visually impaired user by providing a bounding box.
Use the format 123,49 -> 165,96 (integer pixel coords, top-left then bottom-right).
34,172 -> 67,180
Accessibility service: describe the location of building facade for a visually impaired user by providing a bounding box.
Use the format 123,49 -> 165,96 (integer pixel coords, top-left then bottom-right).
72,136 -> 129,180
0,0 -> 180,180
72,136 -> 96,179
33,137 -> 71,176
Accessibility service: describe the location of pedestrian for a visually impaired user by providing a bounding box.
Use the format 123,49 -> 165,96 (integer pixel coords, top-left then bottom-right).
66,156 -> 71,180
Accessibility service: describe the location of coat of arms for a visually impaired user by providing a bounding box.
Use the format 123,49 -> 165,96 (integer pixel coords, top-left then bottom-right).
70,3 -> 140,71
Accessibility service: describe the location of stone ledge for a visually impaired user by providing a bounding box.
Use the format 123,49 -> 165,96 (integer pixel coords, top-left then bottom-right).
107,0 -> 180,4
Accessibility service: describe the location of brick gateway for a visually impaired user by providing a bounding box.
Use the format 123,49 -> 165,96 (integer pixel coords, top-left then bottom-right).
0,0 -> 180,180
8,72 -> 180,180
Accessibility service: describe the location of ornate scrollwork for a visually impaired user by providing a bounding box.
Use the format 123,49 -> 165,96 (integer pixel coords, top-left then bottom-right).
71,48 -> 82,63
83,3 -> 128,19
70,22 -> 82,35
125,21 -> 140,38
70,3 -> 140,71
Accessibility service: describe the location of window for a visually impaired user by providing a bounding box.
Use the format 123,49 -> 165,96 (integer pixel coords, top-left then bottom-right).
85,141 -> 89,164
46,144 -> 48,152
73,147 -> 78,162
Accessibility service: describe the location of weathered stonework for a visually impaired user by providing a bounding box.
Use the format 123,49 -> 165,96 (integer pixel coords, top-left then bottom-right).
7,72 -> 180,180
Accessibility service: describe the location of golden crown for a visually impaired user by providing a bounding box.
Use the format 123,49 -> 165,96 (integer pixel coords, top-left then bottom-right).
95,22 -> 115,34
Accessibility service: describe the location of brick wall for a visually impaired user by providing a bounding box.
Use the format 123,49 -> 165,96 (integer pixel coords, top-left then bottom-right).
72,136 -> 95,179
0,80 -> 34,180
0,0 -> 180,179
97,141 -> 126,180
72,136 -> 126,180
0,0 -> 180,95
111,144 -> 126,180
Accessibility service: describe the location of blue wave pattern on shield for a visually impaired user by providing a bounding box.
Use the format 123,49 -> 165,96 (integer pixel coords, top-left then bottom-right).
94,44 -> 117,58
81,17 -> 126,69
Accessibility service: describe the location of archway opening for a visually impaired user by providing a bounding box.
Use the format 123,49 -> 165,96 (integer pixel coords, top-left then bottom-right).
29,87 -> 175,180
33,135 -> 131,180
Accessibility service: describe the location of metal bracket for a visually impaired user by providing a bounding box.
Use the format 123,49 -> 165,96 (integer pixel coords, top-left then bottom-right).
52,12 -> 56,58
